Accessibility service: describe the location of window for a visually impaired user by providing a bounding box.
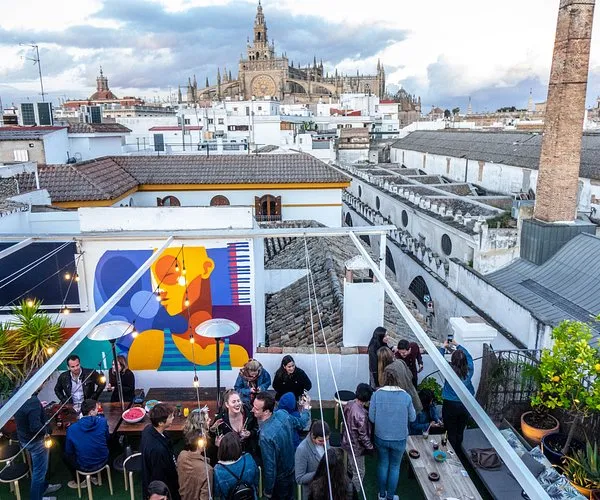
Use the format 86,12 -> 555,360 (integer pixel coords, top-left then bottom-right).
157,195 -> 181,207
208,118 -> 214,124
184,118 -> 191,125
386,247 -> 396,275
210,195 -> 230,206
441,234 -> 453,255
345,212 -> 353,227
13,150 -> 29,161
218,118 -> 224,125
255,194 -> 281,222
358,185 -> 362,198
409,276 -> 431,307
376,196 -> 381,210
233,107 -> 238,112
258,106 -> 262,111
401,210 -> 409,227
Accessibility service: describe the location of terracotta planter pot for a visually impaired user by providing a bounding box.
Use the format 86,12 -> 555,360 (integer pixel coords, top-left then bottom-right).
520,411 -> 559,444
570,481 -> 593,499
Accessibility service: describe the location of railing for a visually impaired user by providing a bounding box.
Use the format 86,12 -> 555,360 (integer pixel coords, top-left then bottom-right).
255,214 -> 282,222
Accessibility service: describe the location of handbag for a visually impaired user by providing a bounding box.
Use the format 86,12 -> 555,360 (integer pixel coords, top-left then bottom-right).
470,448 -> 502,470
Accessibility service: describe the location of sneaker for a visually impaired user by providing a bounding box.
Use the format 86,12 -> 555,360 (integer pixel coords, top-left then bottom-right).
44,484 -> 62,494
42,497 -> 57,500
68,480 -> 84,489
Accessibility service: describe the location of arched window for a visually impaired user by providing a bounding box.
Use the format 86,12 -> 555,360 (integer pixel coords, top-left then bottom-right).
210,195 -> 230,206
157,195 -> 180,207
359,235 -> 370,246
344,212 -> 353,227
409,276 -> 431,307
441,234 -> 453,256
255,194 -> 281,222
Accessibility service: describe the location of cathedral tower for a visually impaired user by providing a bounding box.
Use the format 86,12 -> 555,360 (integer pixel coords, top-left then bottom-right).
248,0 -> 274,60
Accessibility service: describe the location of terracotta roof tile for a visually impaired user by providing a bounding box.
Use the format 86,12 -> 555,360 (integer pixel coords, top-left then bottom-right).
68,123 -> 131,134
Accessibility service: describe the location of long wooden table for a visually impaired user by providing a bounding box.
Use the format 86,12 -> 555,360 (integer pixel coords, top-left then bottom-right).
50,400 -> 218,436
406,435 -> 483,500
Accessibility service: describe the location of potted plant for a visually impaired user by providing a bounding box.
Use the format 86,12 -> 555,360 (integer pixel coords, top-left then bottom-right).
417,376 -> 443,404
528,319 -> 600,459
559,440 -> 600,498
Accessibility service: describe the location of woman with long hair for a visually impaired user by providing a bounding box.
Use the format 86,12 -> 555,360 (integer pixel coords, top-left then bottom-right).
409,388 -> 443,435
209,389 -> 259,459
213,433 -> 259,500
377,347 -> 422,413
272,355 -> 312,400
368,326 -> 392,388
107,355 -> 135,402
369,369 -> 416,500
234,359 -> 272,406
439,339 -> 474,451
307,448 -> 354,500
176,429 -> 213,500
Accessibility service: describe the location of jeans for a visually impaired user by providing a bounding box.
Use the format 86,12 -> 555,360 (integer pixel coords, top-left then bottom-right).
271,471 -> 295,500
443,400 -> 470,452
349,454 -> 366,496
22,439 -> 49,500
375,436 -> 406,499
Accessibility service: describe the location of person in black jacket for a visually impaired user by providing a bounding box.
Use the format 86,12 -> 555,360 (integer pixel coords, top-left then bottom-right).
106,355 -> 135,403
15,391 -> 62,500
54,355 -> 105,409
272,355 -> 312,401
141,404 -> 180,500
367,326 -> 392,388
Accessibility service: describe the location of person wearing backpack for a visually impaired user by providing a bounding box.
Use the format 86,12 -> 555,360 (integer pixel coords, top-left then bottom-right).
213,432 -> 259,500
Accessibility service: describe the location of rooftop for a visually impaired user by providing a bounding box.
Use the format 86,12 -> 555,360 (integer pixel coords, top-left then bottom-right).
67,123 -> 132,134
485,233 -> 600,340
392,130 -> 600,181
0,126 -> 66,140
15,154 -> 350,203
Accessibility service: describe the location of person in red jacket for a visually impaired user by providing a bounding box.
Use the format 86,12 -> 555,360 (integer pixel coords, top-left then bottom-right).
395,339 -> 423,387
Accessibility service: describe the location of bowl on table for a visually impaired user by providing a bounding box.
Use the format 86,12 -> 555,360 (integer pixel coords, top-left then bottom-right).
144,400 -> 160,412
408,449 -> 420,459
122,407 -> 146,423
433,450 -> 447,463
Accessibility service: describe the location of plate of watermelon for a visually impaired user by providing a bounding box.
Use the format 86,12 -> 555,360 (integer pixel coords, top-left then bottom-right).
122,407 -> 146,423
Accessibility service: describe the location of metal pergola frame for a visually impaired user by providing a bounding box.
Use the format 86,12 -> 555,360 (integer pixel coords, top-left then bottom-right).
0,225 -> 548,498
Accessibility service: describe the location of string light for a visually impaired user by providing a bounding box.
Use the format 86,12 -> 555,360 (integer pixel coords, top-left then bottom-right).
131,323 -> 138,338
177,275 -> 186,287
26,299 -> 34,307
74,274 -> 80,282
197,436 -> 206,449
181,267 -> 187,276
44,436 -> 53,449
193,375 -> 199,388
62,308 -> 70,315
189,335 -> 195,344
46,347 -> 55,355
155,291 -> 162,302
99,374 -> 106,384
175,262 -> 180,272
64,272 -> 71,280
184,295 -> 190,307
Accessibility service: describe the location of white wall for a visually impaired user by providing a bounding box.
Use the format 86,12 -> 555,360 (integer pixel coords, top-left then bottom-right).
0,210 -> 80,234
343,281 -> 384,346
68,135 -> 125,161
338,149 -> 369,163
42,128 -> 69,164
264,269 -> 308,294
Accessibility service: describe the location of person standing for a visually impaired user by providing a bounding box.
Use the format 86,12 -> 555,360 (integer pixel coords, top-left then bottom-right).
234,359 -> 271,406
307,448 -> 355,500
176,430 -> 213,500
252,392 -> 309,499
439,340 -> 474,452
341,383 -> 374,495
369,369 -> 416,500
106,355 -> 135,403
64,399 -> 109,489
367,327 -> 392,388
295,421 -> 330,500
378,347 -> 422,413
276,392 -> 310,449
213,433 -> 259,499
395,339 -> 423,387
54,354 -> 105,411
141,404 -> 180,500
272,355 -> 312,400
14,390 -> 62,500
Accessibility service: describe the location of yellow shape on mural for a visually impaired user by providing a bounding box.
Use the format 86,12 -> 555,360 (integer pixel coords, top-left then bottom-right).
229,344 -> 251,368
128,329 -> 164,370
171,335 -> 249,368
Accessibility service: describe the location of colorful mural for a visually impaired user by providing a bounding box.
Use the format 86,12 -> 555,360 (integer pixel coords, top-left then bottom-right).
78,243 -> 253,371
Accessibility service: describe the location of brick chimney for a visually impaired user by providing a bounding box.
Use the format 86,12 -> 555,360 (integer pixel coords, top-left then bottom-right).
534,0 -> 596,223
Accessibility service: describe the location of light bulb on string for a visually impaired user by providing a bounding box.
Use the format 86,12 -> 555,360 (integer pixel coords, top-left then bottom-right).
181,267 -> 187,276
175,262 -> 180,272
26,299 -> 34,307
155,290 -> 162,302
193,375 -> 200,388
189,335 -> 195,344
63,308 -> 70,315
184,295 -> 190,307
197,436 -> 206,449
74,274 -> 80,282
64,272 -> 71,280
44,436 -> 53,449
46,347 -> 55,355
131,323 -> 138,338
177,275 -> 186,287
99,374 -> 106,384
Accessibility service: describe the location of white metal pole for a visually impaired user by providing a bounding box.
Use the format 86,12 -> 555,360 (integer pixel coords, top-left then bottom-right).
0,238 -> 34,261
0,236 -> 174,428
347,232 -> 549,500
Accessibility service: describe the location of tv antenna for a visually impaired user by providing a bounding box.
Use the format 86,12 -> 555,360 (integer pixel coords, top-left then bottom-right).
20,42 -> 46,102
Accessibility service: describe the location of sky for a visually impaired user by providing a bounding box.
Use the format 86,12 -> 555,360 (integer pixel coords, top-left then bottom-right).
0,0 -> 599,113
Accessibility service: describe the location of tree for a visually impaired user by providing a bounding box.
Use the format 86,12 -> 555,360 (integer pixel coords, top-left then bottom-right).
452,107 -> 460,116
531,318 -> 600,455
444,109 -> 451,119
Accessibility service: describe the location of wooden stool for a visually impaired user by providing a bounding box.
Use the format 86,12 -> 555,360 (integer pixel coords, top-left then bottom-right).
122,453 -> 142,500
333,390 -> 355,430
0,462 -> 29,500
76,463 -> 113,500
258,466 -> 263,497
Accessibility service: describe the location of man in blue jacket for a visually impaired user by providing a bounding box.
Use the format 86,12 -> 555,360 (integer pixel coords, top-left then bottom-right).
64,399 -> 109,489
252,391 -> 310,499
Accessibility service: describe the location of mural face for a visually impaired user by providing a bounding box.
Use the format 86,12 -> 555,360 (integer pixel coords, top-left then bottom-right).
84,243 -> 253,372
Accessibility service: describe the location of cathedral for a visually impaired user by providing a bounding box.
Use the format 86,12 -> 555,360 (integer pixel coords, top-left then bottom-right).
180,1 -> 386,104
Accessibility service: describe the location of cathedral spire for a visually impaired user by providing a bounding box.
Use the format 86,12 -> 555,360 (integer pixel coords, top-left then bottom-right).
205,76 -> 209,88
193,74 -> 197,88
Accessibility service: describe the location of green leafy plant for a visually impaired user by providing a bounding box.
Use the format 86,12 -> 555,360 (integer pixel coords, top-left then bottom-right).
418,377 -> 443,403
560,440 -> 600,490
531,319 -> 600,455
9,299 -> 63,384
0,321 -> 21,382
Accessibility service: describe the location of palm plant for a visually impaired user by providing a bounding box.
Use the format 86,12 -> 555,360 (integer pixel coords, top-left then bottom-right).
560,440 -> 600,490
0,321 -> 21,381
10,299 -> 63,381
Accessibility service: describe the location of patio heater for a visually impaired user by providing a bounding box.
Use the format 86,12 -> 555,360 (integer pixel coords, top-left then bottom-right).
88,320 -> 135,412
195,318 -> 240,409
